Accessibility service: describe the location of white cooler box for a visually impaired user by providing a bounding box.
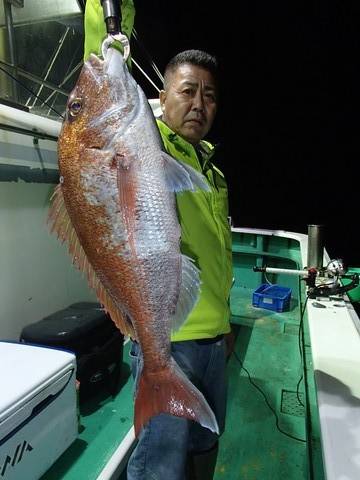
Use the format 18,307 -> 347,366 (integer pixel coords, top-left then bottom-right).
0,342 -> 78,479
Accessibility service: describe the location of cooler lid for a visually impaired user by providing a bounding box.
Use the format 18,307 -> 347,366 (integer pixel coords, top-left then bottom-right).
0,342 -> 76,422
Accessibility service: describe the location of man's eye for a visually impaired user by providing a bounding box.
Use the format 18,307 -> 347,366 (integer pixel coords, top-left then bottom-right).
182,88 -> 193,96
205,93 -> 216,102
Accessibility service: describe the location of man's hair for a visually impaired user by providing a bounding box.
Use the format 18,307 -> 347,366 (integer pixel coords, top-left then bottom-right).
163,49 -> 218,89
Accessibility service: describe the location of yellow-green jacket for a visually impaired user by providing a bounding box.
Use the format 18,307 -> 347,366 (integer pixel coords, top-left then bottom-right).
84,0 -> 233,341
157,120 -> 233,341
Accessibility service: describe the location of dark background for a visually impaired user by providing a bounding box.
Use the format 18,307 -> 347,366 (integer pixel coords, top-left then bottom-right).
132,0 -> 360,266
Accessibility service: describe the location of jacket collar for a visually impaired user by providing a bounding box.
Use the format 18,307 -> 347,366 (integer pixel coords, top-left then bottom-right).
156,119 -> 216,164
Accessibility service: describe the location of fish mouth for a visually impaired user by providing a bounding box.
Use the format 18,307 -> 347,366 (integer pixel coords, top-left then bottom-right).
87,53 -> 104,69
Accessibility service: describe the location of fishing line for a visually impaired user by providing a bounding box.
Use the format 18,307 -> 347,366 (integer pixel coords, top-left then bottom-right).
0,64 -> 65,119
132,29 -> 164,84
233,350 -> 307,443
131,58 -> 161,93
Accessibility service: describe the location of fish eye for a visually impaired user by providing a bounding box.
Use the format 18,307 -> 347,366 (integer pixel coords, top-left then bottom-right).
68,98 -> 82,116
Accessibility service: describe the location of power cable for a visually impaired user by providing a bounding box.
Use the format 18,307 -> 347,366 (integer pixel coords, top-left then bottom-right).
233,350 -> 306,443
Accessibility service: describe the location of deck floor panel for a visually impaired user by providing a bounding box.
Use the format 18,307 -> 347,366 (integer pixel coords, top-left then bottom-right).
215,288 -> 310,479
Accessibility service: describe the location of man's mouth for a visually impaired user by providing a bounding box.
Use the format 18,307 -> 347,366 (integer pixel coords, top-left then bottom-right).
186,118 -> 204,126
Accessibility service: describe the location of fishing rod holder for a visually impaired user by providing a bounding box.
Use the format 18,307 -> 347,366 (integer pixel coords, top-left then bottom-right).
253,264 -> 359,299
253,224 -> 359,298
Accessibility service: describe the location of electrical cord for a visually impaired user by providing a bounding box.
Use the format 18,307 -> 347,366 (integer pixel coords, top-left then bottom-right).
231,287 -> 309,443
296,374 -> 304,407
261,271 -> 306,407
233,350 -> 306,443
296,295 -> 309,407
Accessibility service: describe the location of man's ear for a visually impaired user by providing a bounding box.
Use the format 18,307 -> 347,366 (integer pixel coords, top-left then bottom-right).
159,90 -> 166,111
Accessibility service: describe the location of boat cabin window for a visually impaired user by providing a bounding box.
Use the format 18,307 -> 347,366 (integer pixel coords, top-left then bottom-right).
0,0 -> 84,119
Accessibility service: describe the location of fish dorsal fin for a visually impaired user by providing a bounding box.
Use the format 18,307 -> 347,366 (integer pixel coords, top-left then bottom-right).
171,254 -> 201,332
48,184 -> 136,340
162,152 -> 210,193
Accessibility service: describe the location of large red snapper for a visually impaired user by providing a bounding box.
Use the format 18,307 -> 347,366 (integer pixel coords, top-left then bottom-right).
48,42 -> 218,436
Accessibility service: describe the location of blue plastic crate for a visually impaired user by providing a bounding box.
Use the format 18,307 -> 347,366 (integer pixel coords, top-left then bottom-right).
252,284 -> 292,312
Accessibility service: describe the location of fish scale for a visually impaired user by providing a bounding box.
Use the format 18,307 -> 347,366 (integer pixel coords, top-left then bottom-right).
49,39 -> 219,437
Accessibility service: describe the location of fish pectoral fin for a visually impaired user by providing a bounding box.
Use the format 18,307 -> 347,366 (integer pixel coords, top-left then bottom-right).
171,255 -> 201,333
162,152 -> 210,192
134,358 -> 219,437
48,184 -> 137,340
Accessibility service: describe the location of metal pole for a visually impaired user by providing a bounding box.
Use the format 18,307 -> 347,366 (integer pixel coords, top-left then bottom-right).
3,0 -> 18,102
0,59 -> 70,97
307,224 -> 324,269
253,266 -> 309,277
27,27 -> 70,109
44,60 -> 83,116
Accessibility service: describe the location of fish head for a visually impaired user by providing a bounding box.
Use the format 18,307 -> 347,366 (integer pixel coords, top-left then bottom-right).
58,47 -> 137,166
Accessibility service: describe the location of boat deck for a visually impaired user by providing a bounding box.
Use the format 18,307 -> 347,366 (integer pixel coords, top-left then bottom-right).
42,288 -> 324,480
42,230 -> 326,479
214,287 -> 324,480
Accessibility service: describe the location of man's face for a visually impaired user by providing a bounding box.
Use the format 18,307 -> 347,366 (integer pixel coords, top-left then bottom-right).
159,63 -> 217,145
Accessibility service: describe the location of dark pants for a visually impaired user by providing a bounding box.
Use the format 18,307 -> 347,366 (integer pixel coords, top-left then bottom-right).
127,338 -> 227,480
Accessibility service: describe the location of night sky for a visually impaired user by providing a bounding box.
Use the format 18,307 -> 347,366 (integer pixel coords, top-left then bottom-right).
132,0 -> 360,266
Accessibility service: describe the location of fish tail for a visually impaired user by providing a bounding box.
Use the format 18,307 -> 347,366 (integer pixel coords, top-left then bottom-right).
134,357 -> 219,437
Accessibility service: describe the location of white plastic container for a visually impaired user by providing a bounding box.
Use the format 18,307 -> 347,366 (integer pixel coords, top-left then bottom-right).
0,342 -> 78,479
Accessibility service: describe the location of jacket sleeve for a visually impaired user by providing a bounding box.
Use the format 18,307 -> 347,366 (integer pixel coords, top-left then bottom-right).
83,0 -> 135,61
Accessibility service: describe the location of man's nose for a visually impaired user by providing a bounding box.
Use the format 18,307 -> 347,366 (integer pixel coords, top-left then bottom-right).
192,89 -> 205,112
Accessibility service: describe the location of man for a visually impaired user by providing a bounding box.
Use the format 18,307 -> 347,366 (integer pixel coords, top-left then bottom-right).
127,50 -> 233,480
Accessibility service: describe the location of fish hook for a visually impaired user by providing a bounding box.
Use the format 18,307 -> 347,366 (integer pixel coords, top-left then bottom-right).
101,32 -> 130,62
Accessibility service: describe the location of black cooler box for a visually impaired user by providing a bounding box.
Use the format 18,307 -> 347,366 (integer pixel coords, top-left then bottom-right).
20,302 -> 124,403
